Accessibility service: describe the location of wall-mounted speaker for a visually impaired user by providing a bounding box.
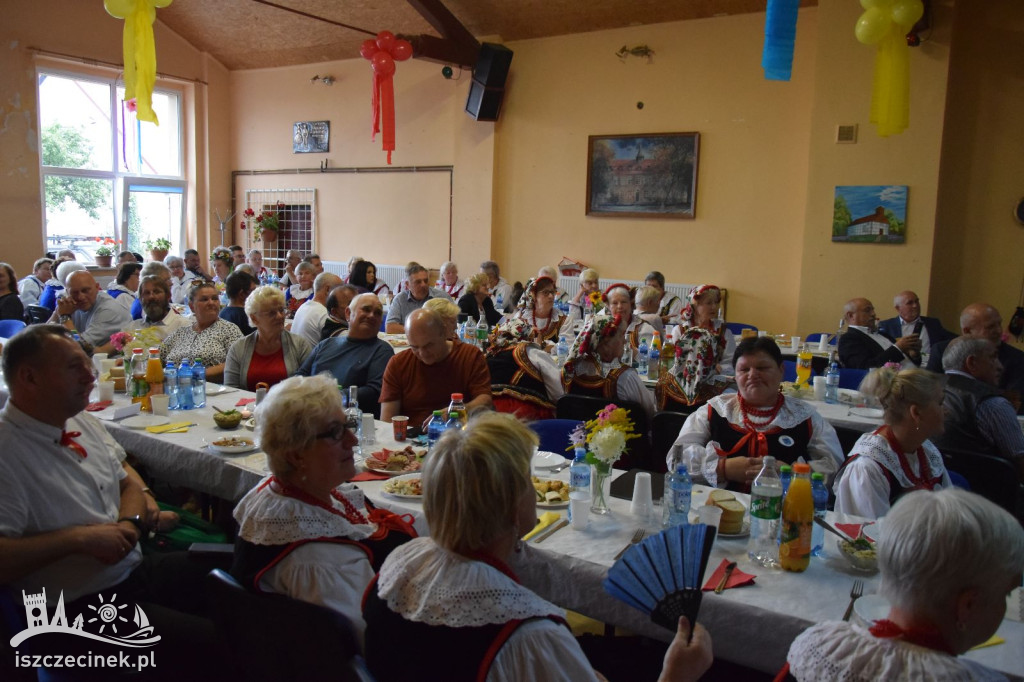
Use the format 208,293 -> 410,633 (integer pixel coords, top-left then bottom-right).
465,43 -> 513,122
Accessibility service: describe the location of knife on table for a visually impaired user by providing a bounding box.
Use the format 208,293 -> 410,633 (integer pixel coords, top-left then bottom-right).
532,519 -> 568,544
714,561 -> 737,594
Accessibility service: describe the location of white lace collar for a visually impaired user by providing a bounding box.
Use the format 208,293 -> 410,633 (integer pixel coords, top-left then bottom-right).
789,620 -> 1006,682
710,394 -> 820,430
377,538 -> 565,627
852,432 -> 946,489
234,475 -> 375,545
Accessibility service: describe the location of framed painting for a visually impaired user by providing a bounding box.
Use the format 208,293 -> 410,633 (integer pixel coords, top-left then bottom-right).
586,132 -> 700,218
293,121 -> 330,153
832,185 -> 908,243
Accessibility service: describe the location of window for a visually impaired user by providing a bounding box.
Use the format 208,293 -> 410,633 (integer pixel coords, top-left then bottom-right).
38,69 -> 186,264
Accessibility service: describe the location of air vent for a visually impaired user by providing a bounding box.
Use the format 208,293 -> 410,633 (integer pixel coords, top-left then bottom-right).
836,124 -> 858,144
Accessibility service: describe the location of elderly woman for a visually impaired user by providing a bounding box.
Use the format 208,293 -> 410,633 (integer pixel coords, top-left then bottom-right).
457,272 -> 503,326
833,367 -> 951,519
161,282 -> 244,381
561,313 -> 657,421
788,488 -> 1023,680
423,298 -> 460,340
17,257 -> 53,307
285,261 -> 315,318
164,255 -> 195,305
224,286 -> 312,390
219,271 -> 259,337
348,259 -> 390,298
231,374 -> 416,643
634,285 -> 666,337
565,267 -> 602,326
511,276 -> 566,345
0,262 -> 25,321
210,247 -> 233,283
674,337 -> 842,491
363,412 -> 712,681
670,284 -> 735,375
246,248 -> 269,281
106,262 -> 142,314
436,260 -> 464,299
485,317 -> 563,420
38,258 -> 84,311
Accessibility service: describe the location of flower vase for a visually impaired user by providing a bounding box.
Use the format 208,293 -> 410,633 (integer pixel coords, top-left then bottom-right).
591,462 -> 612,515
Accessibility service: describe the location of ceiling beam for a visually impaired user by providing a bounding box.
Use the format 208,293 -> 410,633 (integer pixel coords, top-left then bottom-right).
403,0 -> 480,67
406,0 -> 480,49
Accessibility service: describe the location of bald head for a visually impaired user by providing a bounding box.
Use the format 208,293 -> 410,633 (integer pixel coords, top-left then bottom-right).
313,272 -> 342,301
893,290 -> 921,322
844,298 -> 877,331
960,303 -> 1003,345
406,308 -> 450,365
66,271 -> 100,311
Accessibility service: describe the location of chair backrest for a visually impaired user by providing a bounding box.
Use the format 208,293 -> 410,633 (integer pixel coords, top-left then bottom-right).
206,569 -> 372,682
0,319 -> 26,337
556,395 -> 652,470
782,360 -> 796,383
941,451 -> 1023,522
528,419 -> 582,455
24,306 -> 51,325
838,368 -> 868,390
725,322 -> 757,335
651,410 -> 691,473
805,332 -> 836,346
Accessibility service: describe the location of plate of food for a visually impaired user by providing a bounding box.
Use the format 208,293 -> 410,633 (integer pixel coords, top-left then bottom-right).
364,446 -> 425,476
849,407 -> 885,419
532,477 -> 569,508
208,436 -> 258,454
531,451 -> 567,470
382,474 -> 423,499
122,415 -> 170,430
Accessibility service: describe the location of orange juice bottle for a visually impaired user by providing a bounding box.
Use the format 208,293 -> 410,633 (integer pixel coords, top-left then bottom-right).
130,348 -> 149,410
143,347 -> 164,412
779,463 -> 813,572
795,345 -> 813,387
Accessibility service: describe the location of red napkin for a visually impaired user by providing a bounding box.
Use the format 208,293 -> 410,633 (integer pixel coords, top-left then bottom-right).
236,398 -> 256,407
702,558 -> 756,592
351,471 -> 391,482
85,401 -> 112,411
835,522 -> 876,542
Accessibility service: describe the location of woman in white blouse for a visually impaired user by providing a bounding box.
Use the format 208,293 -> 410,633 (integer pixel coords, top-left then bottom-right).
160,282 -> 243,381
362,412 -> 712,682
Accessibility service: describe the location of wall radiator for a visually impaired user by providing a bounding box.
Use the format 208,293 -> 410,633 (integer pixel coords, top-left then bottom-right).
323,261 -> 407,290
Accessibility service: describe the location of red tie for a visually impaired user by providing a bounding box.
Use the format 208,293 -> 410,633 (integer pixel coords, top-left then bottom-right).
60,431 -> 88,459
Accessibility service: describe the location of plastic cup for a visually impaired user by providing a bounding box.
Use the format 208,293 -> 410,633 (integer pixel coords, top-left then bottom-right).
630,472 -> 654,518
790,336 -> 801,352
392,416 -> 409,442
150,394 -> 169,416
758,330 -> 768,337
97,381 -> 115,402
697,505 -> 723,531
813,376 -> 826,401
817,336 -> 830,352
361,413 -> 376,446
569,491 -> 590,530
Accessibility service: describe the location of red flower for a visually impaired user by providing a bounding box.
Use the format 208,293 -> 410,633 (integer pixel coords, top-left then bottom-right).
255,214 -> 263,223
125,98 -> 137,112
243,208 -> 255,217
239,221 -> 246,230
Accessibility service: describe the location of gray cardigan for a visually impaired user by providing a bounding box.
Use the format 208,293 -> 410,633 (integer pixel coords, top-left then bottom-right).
224,331 -> 313,390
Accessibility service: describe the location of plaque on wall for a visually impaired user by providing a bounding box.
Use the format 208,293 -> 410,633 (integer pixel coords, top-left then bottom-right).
293,121 -> 329,153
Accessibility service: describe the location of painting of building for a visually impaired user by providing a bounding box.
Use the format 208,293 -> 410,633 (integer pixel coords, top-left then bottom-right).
587,133 -> 699,218
832,185 -> 908,244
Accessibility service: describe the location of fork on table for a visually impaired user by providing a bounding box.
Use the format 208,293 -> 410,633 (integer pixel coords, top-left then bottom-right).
842,579 -> 864,621
613,528 -> 646,560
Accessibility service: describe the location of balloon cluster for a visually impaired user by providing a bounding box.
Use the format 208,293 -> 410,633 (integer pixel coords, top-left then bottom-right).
361,31 -> 412,164
104,0 -> 173,125
855,0 -> 924,137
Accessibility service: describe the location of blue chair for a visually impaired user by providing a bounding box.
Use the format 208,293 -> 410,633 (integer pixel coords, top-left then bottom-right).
838,368 -> 868,390
726,322 -> 757,335
528,418 -> 582,455
805,332 -> 835,346
0,319 -> 26,337
782,360 -> 796,382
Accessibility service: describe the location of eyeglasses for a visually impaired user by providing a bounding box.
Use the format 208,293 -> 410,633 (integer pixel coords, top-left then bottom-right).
259,307 -> 288,317
314,416 -> 360,442
536,289 -> 556,297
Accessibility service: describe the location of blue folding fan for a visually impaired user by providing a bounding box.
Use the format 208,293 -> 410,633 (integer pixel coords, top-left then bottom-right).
603,524 -> 717,633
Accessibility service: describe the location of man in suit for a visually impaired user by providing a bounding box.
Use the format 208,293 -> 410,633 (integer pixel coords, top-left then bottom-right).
838,297 -> 922,369
878,290 -> 955,365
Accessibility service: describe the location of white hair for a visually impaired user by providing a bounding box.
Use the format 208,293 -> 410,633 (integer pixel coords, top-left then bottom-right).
537,265 -> 558,280
440,261 -> 457,275
257,374 -> 343,476
941,336 -> 994,372
244,285 -> 285,318
634,285 -> 660,307
578,268 -> 599,285
56,261 -> 86,285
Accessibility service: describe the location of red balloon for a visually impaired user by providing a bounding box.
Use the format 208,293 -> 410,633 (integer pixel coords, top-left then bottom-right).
391,39 -> 413,61
371,51 -> 395,76
360,39 -> 378,60
376,30 -> 396,52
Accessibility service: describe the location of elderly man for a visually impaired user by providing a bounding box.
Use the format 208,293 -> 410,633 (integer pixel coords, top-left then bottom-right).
246,248 -> 269,281
94,275 -> 189,355
481,260 -> 514,313
292,272 -> 343,346
838,297 -> 921,369
385,264 -> 453,333
932,337 -> 1024,481
436,261 -> 464,299
380,308 -> 492,426
48,270 -> 132,348
297,293 -> 394,417
0,325 -> 225,673
17,257 -> 53,307
128,260 -> 173,320
322,284 -> 358,340
878,290 -> 955,362
645,270 -> 683,325
183,248 -> 210,281
116,250 -> 137,265
304,253 -> 324,275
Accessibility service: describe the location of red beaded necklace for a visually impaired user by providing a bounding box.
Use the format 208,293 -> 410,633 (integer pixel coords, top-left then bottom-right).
738,393 -> 785,432
267,476 -> 369,526
880,427 -> 938,490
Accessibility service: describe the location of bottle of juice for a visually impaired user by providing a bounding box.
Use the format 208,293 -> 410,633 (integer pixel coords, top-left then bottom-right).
779,462 -> 813,572
144,348 -> 164,411
130,348 -> 149,410
446,393 -> 467,429
795,344 -> 813,387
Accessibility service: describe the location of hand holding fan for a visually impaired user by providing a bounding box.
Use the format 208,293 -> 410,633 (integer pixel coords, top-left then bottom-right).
603,524 -> 717,635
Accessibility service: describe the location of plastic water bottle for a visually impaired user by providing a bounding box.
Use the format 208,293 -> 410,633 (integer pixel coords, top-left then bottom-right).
446,393 -> 467,429
191,359 -> 206,408
458,320 -> 467,343
464,318 -> 476,343
556,335 -> 569,367
662,463 -> 692,528
177,358 -> 194,410
825,362 -> 841,404
779,464 -> 793,499
496,290 -> 504,310
569,447 -> 591,496
346,386 -> 362,456
637,338 -> 649,378
747,456 -> 782,568
811,472 -> 828,557
475,317 -> 488,349
165,361 -> 178,410
648,342 -> 660,381
427,410 -> 446,451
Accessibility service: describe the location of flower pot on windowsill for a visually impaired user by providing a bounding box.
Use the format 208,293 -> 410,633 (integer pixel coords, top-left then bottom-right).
150,248 -> 169,262
94,255 -> 113,268
261,229 -> 278,243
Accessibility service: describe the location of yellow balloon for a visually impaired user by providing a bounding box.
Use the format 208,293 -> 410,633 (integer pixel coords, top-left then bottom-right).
855,8 -> 891,45
891,0 -> 924,28
104,0 -> 134,19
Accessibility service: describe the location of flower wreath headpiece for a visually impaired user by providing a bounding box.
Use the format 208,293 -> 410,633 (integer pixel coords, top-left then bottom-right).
561,312 -> 622,387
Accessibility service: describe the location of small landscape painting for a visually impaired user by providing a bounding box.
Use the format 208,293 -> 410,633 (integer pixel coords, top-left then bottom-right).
832,185 -> 907,244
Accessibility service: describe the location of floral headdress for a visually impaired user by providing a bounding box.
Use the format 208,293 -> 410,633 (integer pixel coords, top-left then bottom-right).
681,284 -> 721,327
210,248 -> 233,269
484,316 -> 535,358
515,276 -> 554,318
561,313 -> 621,387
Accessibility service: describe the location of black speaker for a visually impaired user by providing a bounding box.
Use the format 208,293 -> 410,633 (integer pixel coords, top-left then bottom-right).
465,43 -> 513,122
465,80 -> 504,121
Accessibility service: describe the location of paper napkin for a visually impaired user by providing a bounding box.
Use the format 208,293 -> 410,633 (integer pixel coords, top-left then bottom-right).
702,558 -> 756,591
236,398 -> 256,407
522,511 -> 561,541
146,421 -> 194,434
351,471 -> 391,482
835,522 -> 876,542
85,401 -> 113,411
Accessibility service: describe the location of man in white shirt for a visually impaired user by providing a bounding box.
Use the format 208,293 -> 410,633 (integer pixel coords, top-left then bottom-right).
645,270 -> 683,325
838,297 -> 921,369
878,290 -> 955,363
48,271 -> 132,348
291,272 -> 342,346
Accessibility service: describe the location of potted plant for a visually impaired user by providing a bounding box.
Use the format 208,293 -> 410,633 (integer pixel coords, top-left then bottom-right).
145,237 -> 172,262
241,203 -> 284,243
92,237 -> 120,267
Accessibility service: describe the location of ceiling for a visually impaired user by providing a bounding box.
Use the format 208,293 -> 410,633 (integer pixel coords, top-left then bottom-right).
158,0 -> 817,71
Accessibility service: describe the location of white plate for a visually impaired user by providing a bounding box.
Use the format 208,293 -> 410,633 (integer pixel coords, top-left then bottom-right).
532,451 -> 567,469
382,473 -> 423,499
533,477 -> 570,508
854,594 -> 890,624
208,437 -> 258,454
205,383 -> 234,395
717,519 -> 751,538
362,459 -> 422,477
849,407 -> 885,419
122,415 -> 170,430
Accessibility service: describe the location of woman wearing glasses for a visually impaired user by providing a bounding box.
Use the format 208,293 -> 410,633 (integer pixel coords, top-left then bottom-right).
510,276 -> 566,346
231,373 -> 417,644
224,286 -> 313,391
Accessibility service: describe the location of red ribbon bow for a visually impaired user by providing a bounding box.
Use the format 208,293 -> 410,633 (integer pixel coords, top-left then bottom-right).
60,431 -> 88,459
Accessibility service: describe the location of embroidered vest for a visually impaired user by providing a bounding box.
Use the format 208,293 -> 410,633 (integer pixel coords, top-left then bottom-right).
565,366 -> 628,400
708,406 -> 812,491
487,345 -> 551,407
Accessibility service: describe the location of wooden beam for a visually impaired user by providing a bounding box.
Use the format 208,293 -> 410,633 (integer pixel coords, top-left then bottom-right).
402,33 -> 479,68
406,0 -> 480,49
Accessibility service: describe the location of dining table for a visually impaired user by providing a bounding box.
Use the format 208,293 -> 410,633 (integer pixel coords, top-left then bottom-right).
87,385 -> 1024,679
